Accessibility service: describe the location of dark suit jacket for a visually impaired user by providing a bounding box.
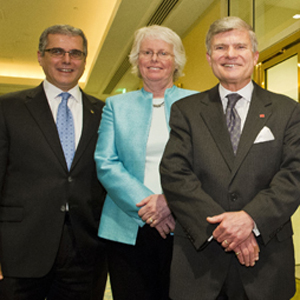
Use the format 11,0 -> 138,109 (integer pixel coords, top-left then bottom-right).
161,82 -> 300,300
0,83 -> 106,278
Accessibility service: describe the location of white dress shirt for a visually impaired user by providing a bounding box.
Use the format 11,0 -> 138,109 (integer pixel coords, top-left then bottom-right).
43,80 -> 83,149
219,81 -> 254,131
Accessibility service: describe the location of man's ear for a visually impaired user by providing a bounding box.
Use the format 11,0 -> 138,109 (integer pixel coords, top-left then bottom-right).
37,51 -> 43,66
253,51 -> 259,66
206,52 -> 212,66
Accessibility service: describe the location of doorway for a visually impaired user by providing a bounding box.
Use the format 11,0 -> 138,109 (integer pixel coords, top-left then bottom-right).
254,30 -> 300,265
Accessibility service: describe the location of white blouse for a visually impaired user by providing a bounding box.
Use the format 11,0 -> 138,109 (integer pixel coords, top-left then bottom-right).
144,98 -> 169,194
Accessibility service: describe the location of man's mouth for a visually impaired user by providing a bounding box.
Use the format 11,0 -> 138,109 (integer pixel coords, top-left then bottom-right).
223,64 -> 237,68
58,68 -> 73,73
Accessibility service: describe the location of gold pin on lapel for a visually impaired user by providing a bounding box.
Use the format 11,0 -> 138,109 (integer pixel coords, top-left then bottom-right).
90,110 -> 94,114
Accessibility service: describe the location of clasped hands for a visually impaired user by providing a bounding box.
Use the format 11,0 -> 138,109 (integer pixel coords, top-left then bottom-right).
137,194 -> 175,239
207,211 -> 260,267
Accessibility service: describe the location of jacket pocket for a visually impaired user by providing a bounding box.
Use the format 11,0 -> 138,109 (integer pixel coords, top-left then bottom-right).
0,206 -> 23,222
276,221 -> 293,242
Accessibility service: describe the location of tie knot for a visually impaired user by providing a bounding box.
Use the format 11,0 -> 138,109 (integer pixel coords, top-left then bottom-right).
226,93 -> 242,109
59,92 -> 71,103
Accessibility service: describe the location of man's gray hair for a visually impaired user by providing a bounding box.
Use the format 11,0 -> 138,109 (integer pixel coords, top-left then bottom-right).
39,24 -> 88,57
206,16 -> 258,54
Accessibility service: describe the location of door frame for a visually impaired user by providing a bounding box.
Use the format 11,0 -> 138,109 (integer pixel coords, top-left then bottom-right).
254,30 -> 300,102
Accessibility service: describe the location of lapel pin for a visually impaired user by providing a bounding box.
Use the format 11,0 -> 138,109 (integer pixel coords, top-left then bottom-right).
259,114 -> 265,118
90,110 -> 94,114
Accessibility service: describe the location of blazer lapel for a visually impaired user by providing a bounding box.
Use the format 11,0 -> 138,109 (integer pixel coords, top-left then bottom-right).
24,84 -> 67,169
126,93 -> 153,180
200,85 -> 235,170
71,92 -> 101,169
230,84 -> 272,181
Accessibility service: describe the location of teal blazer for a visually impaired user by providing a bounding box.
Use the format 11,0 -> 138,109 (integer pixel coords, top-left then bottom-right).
95,85 -> 198,245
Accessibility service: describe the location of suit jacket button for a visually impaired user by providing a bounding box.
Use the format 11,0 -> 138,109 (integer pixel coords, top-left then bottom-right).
231,193 -> 238,201
60,205 -> 66,212
68,176 -> 73,183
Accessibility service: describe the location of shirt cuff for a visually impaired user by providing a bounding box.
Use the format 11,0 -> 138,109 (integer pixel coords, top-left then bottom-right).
253,222 -> 260,236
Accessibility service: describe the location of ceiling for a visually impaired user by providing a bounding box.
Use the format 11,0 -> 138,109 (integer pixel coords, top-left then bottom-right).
0,0 -> 214,99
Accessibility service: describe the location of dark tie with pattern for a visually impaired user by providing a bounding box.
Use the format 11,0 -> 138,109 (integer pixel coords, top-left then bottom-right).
57,92 -> 75,170
226,93 -> 242,155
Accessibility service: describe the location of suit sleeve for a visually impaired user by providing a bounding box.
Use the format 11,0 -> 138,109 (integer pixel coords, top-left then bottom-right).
0,99 -> 8,269
160,103 -> 225,250
94,99 -> 153,227
0,99 -> 8,199
243,102 -> 300,245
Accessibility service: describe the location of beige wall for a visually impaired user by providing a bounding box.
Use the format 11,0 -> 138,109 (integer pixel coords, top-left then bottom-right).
177,1 -> 222,92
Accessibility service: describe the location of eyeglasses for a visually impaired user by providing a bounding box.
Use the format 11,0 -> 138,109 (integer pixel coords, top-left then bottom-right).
44,48 -> 86,60
139,50 -> 174,61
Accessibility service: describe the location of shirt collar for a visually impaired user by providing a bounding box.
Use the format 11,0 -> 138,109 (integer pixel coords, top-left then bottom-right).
43,80 -> 81,102
219,81 -> 254,103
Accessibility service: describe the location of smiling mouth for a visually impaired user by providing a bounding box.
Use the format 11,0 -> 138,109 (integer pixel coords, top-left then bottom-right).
148,67 -> 162,70
58,68 -> 73,73
223,64 -> 238,68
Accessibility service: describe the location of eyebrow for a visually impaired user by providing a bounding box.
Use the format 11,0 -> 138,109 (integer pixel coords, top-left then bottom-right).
213,42 -> 248,48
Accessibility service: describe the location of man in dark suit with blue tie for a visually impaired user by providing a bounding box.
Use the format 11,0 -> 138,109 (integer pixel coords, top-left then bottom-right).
161,16 -> 300,300
0,25 -> 106,299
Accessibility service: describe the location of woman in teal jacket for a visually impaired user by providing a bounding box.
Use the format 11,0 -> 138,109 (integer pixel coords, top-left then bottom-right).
94,25 -> 198,300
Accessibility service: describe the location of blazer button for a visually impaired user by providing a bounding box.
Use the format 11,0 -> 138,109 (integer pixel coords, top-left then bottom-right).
231,193 -> 238,202
60,205 -> 66,212
68,176 -> 73,183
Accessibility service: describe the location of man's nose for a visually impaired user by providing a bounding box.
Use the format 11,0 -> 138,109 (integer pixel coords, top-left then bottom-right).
226,46 -> 238,58
62,52 -> 71,63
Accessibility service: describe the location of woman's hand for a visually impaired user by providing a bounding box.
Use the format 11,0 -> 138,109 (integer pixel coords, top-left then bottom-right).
137,194 -> 172,226
154,214 -> 176,239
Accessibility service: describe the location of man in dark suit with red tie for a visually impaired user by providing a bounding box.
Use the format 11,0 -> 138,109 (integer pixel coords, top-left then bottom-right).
0,25 -> 106,299
161,16 -> 300,300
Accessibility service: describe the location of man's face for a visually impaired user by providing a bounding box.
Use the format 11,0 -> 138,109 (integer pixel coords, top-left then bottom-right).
38,34 -> 86,91
206,29 -> 259,91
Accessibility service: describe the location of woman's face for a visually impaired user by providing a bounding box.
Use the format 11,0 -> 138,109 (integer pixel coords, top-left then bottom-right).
138,38 -> 176,89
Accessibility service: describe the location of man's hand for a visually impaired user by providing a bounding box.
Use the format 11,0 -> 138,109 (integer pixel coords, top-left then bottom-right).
233,233 -> 260,267
137,194 -> 171,226
0,263 -> 3,280
206,211 -> 254,251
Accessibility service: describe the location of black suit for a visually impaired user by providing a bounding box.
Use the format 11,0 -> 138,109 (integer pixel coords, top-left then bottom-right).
161,82 -> 300,300
0,84 -> 106,297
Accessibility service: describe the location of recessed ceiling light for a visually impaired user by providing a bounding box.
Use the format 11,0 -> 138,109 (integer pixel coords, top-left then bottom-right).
293,14 -> 300,19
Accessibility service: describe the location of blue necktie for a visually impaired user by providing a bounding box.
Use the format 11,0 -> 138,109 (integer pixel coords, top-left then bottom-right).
226,93 -> 242,155
57,92 -> 75,170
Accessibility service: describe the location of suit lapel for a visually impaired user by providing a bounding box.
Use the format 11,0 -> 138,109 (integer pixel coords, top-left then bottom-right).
24,84 -> 66,169
71,92 -> 101,169
123,93 -> 153,180
230,84 -> 272,181
200,85 -> 235,170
